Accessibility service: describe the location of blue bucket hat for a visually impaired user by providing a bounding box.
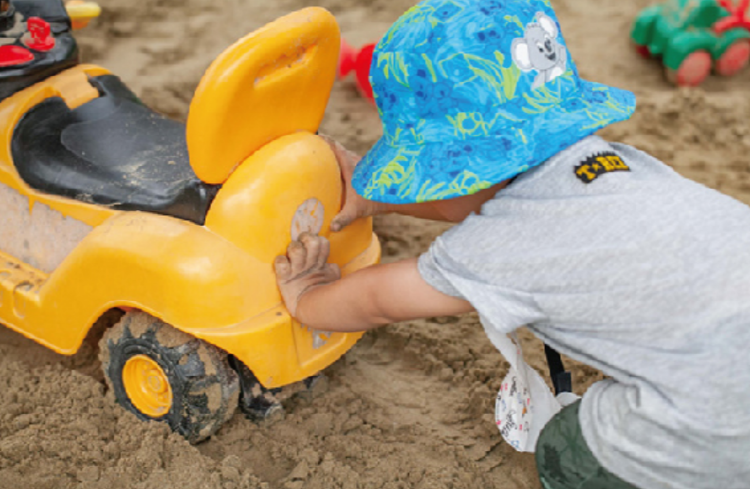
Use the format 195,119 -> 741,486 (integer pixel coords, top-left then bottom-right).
351,0 -> 636,204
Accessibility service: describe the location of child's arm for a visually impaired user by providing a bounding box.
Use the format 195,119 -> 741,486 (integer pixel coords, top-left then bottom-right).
275,233 -> 474,332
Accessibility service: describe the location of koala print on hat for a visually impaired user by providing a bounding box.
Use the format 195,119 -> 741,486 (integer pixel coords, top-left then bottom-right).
512,13 -> 568,90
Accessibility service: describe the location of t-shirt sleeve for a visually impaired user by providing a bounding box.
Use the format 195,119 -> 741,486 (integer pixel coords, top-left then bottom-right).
417,244 -> 465,298
417,224 -> 547,334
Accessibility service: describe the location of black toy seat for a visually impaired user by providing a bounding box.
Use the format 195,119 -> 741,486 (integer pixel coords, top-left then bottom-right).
11,75 -> 219,225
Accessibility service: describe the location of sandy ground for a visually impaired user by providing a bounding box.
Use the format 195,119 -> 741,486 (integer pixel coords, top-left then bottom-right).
1,0 -> 749,488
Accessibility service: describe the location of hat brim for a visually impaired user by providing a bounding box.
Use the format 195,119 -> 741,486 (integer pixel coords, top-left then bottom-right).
352,80 -> 636,205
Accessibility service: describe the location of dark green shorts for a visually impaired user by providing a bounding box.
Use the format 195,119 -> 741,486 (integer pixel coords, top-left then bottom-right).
535,401 -> 639,489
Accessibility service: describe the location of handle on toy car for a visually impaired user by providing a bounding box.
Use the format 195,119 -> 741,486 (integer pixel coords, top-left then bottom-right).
65,0 -> 100,30
186,7 -> 340,185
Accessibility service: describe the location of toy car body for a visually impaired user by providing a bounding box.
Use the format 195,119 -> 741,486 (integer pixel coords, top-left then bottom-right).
0,2 -> 380,442
632,0 -> 750,86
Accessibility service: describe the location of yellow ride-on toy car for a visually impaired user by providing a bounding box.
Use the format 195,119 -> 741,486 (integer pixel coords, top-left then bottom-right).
0,1 -> 380,443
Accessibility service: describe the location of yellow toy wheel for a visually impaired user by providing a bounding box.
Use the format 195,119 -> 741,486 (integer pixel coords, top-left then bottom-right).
122,355 -> 173,418
99,312 -> 240,443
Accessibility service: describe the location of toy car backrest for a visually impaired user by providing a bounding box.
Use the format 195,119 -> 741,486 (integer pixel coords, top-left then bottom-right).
186,7 -> 341,185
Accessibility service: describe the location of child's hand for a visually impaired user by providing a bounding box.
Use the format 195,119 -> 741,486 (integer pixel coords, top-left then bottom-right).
275,232 -> 341,317
320,135 -> 387,232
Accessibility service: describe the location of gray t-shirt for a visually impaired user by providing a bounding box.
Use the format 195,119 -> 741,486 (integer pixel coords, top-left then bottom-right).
418,136 -> 750,489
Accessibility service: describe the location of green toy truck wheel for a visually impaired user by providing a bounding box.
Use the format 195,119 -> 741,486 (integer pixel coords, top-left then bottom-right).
631,0 -> 750,86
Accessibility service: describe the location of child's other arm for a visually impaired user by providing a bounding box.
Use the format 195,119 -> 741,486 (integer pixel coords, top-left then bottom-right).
324,137 -> 504,230
275,233 -> 473,333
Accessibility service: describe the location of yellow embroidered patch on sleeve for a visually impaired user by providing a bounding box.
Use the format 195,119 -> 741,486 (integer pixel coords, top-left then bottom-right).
574,152 -> 630,184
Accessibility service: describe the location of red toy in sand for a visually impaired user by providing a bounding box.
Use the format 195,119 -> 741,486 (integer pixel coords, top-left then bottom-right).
338,39 -> 376,104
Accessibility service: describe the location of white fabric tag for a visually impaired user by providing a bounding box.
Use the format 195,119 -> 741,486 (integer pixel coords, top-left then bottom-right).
495,365 -> 533,451
486,328 -> 579,453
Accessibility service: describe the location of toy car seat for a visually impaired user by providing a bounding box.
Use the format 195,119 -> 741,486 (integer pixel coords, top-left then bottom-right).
11,75 -> 219,224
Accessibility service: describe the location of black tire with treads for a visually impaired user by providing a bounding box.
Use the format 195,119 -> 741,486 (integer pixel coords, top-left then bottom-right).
99,311 -> 239,443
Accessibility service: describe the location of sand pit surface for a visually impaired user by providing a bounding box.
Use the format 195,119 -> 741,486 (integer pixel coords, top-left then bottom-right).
1,0 -> 749,488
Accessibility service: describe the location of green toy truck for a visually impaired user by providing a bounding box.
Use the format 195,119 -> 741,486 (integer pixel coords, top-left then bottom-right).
632,0 -> 750,86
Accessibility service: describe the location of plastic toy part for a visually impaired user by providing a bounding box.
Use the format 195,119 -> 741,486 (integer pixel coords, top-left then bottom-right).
12,75 -> 219,225
187,7 -> 340,185
337,39 -> 358,79
65,1 -> 101,30
122,355 -> 174,418
0,68 -> 378,392
0,0 -> 18,32
636,44 -> 652,59
337,39 -> 376,104
0,65 -> 114,229
715,38 -> 750,75
230,356 -> 326,421
631,0 -> 750,87
0,45 -> 33,67
0,7 -> 382,443
24,17 -> 56,52
669,50 -> 713,86
0,0 -> 80,101
714,0 -> 750,34
12,0 -> 71,25
100,313 -> 239,443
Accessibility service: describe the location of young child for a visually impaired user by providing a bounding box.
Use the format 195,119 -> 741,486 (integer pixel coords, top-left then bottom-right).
274,1 -> 750,488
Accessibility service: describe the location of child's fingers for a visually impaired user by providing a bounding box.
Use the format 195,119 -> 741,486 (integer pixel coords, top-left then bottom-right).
319,135 -> 367,233
331,204 -> 358,232
320,134 -> 361,168
312,236 -> 331,270
330,216 -> 347,233
319,134 -> 342,154
317,236 -> 331,269
326,263 -> 341,281
299,233 -> 321,270
274,256 -> 291,280
318,133 -> 336,146
320,134 -> 364,211
320,135 -> 347,165
287,240 -> 307,275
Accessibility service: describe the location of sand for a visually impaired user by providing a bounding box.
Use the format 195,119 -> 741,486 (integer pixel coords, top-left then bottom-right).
1,0 -> 749,488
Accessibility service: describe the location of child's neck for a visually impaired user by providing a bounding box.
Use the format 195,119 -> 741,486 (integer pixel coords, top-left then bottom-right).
431,181 -> 509,222
384,180 -> 509,224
